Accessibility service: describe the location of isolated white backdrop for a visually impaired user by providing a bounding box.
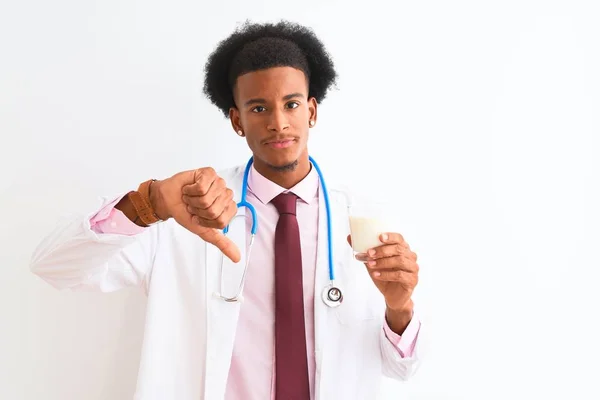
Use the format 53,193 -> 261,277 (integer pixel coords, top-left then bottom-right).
1,0 -> 599,399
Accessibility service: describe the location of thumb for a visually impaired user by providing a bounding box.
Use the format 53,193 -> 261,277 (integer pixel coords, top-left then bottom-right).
179,215 -> 241,263
200,228 -> 241,264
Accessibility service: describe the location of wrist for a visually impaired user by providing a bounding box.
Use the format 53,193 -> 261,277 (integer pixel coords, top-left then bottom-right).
115,195 -> 144,227
385,300 -> 414,335
386,298 -> 414,314
149,180 -> 169,221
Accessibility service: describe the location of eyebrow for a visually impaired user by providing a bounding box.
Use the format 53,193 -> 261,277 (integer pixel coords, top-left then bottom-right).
244,92 -> 305,107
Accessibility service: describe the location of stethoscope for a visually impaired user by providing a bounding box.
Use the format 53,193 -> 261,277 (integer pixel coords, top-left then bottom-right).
214,155 -> 343,308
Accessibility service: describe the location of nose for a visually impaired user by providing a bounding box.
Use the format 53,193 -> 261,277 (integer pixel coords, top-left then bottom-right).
266,109 -> 290,133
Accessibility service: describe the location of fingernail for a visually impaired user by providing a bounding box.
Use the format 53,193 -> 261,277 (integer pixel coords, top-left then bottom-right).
368,249 -> 376,257
367,261 -> 376,267
373,271 -> 381,277
381,233 -> 388,242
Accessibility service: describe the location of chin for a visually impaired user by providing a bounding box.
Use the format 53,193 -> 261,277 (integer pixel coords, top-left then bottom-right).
268,159 -> 299,172
263,153 -> 299,172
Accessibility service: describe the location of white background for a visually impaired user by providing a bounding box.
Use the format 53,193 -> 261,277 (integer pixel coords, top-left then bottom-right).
1,0 -> 599,399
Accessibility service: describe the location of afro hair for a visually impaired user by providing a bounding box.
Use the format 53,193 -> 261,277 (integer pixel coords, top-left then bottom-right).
203,20 -> 337,117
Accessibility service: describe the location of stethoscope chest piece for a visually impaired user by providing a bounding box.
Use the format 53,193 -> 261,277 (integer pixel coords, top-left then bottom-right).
322,285 -> 343,308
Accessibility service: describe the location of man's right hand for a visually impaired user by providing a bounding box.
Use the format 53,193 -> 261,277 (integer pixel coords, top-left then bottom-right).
150,167 -> 240,263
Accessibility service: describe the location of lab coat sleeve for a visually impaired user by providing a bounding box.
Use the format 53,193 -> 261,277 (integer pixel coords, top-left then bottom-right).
379,315 -> 424,381
30,194 -> 158,293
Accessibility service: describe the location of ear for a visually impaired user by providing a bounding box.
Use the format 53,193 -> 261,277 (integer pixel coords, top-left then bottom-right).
308,97 -> 318,127
229,107 -> 242,134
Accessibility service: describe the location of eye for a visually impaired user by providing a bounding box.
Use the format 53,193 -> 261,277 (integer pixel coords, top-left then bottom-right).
286,102 -> 300,109
251,106 -> 266,113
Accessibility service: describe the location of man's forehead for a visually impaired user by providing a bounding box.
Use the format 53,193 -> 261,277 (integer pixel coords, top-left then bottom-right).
234,66 -> 308,99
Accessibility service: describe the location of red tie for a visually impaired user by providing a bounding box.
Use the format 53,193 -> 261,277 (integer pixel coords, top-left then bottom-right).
271,192 -> 310,400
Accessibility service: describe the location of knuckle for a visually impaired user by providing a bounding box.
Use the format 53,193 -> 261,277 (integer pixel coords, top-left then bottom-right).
406,277 -> 419,291
197,198 -> 211,208
219,213 -> 233,229
205,207 -> 219,220
215,187 -> 227,201
215,218 -> 227,229
197,184 -> 209,196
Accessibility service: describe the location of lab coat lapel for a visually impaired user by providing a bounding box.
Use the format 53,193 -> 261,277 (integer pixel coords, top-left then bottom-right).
313,185 -> 340,399
313,188 -> 328,400
313,188 -> 354,400
203,166 -> 247,399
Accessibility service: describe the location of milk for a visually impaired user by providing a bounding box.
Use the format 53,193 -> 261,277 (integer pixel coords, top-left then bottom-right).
349,216 -> 389,253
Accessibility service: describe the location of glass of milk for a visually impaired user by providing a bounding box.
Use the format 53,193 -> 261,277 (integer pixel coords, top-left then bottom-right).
348,197 -> 396,254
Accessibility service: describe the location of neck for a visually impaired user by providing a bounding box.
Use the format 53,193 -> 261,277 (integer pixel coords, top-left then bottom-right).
253,152 -> 311,189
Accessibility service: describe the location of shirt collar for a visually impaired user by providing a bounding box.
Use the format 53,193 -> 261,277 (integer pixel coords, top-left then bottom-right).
247,162 -> 319,205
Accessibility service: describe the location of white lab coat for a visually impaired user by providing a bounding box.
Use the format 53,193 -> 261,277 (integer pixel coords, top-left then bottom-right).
30,164 -> 422,400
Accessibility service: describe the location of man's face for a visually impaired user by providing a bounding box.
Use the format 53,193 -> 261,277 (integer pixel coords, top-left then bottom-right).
230,66 -> 317,171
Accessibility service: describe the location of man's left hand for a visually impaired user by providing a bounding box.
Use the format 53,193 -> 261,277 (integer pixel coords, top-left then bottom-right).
347,232 -> 419,333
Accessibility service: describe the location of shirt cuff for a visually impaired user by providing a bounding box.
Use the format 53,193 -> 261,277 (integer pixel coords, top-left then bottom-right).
383,311 -> 421,358
89,195 -> 147,236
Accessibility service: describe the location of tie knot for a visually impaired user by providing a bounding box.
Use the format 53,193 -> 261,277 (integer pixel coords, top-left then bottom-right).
271,192 -> 298,216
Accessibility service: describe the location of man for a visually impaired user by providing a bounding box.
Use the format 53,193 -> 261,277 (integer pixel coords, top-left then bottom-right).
30,20 -> 423,399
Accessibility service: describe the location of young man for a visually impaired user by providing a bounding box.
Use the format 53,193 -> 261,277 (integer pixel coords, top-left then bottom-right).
31,20 -> 423,399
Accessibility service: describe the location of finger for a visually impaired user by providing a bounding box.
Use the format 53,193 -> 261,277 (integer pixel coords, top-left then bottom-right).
192,200 -> 237,229
186,189 -> 233,219
188,189 -> 233,221
364,255 -> 417,271
346,234 -> 352,247
355,249 -> 414,264
379,232 -> 407,246
182,181 -> 228,209
362,243 -> 406,260
182,168 -> 218,196
370,269 -> 416,283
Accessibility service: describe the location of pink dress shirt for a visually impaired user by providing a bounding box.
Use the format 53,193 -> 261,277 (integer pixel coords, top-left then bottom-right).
89,164 -> 421,400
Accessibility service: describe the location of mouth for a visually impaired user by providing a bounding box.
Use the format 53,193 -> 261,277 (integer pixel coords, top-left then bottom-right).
264,137 -> 296,149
